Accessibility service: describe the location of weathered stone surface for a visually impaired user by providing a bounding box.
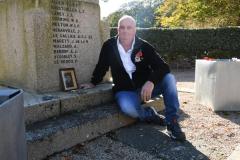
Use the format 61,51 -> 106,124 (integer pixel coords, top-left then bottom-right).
0,0 -> 109,93
26,105 -> 135,160
60,84 -> 113,113
24,83 -> 113,125
26,98 -> 164,160
24,99 -> 61,125
23,83 -> 164,125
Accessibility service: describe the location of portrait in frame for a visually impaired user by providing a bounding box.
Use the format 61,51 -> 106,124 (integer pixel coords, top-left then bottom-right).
59,68 -> 78,91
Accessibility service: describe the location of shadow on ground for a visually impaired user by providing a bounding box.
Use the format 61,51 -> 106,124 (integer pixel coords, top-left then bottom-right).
158,109 -> 191,123
216,111 -> 240,125
179,109 -> 191,122
107,123 -> 209,160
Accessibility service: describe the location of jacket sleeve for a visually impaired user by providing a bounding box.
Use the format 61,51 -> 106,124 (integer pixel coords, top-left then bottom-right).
145,43 -> 170,85
90,42 -> 110,85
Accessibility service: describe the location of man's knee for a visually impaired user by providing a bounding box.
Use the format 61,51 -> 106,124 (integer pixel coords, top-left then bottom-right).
161,73 -> 177,89
115,92 -> 140,118
120,104 -> 139,118
164,73 -> 176,84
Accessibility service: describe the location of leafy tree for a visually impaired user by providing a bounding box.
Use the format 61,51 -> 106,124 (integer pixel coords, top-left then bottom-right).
155,0 -> 240,28
104,11 -> 124,27
104,0 -> 163,28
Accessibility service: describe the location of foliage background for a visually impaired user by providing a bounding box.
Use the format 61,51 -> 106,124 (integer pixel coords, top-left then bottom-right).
155,0 -> 240,28
111,27 -> 240,69
103,0 -> 240,69
104,0 -> 240,28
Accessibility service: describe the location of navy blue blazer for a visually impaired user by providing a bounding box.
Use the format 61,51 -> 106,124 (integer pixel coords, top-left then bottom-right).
91,36 -> 170,93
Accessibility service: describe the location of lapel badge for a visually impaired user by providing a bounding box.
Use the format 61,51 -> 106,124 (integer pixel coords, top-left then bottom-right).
135,50 -> 144,62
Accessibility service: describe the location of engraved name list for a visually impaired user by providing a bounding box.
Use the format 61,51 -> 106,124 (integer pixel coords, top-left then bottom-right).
51,0 -> 93,65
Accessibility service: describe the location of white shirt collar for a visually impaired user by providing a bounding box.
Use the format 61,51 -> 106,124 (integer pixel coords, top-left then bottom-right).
116,37 -> 136,79
117,37 -> 135,53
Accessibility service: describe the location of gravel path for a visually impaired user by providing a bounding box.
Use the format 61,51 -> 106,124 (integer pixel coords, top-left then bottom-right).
175,70 -> 240,160
179,92 -> 240,160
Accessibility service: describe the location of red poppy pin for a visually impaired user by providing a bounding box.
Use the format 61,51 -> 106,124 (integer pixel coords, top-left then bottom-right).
135,50 -> 144,62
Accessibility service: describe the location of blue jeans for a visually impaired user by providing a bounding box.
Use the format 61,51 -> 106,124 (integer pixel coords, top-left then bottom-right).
115,73 -> 179,123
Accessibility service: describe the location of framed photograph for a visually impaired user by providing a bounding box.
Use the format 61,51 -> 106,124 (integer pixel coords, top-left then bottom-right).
59,68 -> 78,91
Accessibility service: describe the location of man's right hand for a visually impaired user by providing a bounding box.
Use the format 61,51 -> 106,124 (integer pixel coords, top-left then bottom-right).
79,83 -> 95,89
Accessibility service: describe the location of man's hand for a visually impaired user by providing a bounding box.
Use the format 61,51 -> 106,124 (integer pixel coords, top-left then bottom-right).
79,83 -> 95,89
141,81 -> 154,102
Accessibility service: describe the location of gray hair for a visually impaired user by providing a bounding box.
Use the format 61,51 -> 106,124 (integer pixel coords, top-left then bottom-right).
118,15 -> 136,27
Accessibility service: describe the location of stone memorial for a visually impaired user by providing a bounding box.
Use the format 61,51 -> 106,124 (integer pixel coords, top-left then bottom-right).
0,0 -> 109,93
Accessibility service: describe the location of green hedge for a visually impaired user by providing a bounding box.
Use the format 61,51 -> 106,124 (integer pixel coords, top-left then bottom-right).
110,27 -> 240,59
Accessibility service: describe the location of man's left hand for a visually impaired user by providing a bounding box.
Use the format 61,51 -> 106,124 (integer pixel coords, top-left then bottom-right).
141,81 -> 154,102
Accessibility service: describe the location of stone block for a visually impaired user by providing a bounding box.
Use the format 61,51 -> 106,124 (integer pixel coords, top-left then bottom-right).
195,59 -> 240,111
60,84 -> 113,113
0,0 -> 110,93
24,83 -> 113,125
26,105 -> 135,160
26,96 -> 164,160
24,100 -> 60,125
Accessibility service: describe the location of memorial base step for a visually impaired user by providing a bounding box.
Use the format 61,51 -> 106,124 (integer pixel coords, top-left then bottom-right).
26,99 -> 164,160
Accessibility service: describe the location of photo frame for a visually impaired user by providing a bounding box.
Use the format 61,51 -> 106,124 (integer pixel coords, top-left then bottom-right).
59,68 -> 78,91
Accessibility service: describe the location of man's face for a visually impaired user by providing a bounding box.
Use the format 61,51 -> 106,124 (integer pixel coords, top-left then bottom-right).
118,18 -> 136,45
